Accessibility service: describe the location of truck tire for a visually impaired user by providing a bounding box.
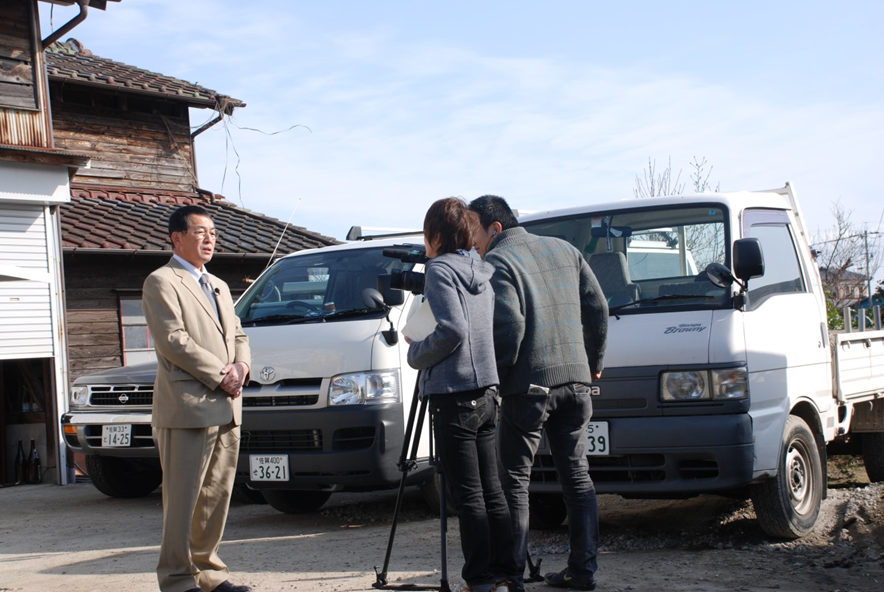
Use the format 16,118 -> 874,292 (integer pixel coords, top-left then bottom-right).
419,473 -> 458,517
85,456 -> 162,498
528,492 -> 568,530
861,432 -> 884,482
750,415 -> 823,539
262,489 -> 331,514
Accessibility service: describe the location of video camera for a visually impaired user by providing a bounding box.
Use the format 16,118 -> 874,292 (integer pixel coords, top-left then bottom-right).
382,245 -> 428,295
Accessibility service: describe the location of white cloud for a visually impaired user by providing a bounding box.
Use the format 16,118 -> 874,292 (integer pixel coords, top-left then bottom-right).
42,1 -> 884,282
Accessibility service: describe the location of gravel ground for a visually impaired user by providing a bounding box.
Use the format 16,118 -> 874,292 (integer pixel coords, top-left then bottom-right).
0,456 -> 881,592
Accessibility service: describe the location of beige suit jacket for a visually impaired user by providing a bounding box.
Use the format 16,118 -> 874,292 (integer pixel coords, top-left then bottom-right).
143,258 -> 251,429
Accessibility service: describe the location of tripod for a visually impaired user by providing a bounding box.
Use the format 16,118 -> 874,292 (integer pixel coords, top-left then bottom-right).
374,383 -> 451,591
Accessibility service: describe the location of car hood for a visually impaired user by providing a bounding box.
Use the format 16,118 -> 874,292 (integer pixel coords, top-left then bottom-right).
72,361 -> 158,385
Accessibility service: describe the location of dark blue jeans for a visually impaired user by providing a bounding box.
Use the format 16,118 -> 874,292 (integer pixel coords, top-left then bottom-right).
432,387 -> 516,590
498,383 -> 599,587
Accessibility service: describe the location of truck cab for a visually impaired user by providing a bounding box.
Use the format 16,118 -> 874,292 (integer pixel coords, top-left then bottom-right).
519,184 -> 884,537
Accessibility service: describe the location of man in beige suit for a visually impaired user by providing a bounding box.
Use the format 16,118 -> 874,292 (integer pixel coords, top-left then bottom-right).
143,205 -> 252,592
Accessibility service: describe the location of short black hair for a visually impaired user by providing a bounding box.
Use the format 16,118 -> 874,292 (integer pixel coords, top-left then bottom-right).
469,195 -> 519,231
168,205 -> 212,238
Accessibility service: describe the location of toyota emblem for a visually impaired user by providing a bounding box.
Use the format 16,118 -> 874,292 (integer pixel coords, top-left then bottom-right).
118,394 -> 129,404
259,366 -> 276,382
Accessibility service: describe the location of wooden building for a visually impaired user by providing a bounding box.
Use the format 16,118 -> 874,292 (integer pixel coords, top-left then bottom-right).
1,0 -> 120,487
1,4 -> 337,487
42,39 -> 339,381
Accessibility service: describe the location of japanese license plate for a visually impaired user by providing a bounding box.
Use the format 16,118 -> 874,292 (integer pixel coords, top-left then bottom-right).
102,424 -> 131,447
250,454 -> 290,481
585,422 -> 609,456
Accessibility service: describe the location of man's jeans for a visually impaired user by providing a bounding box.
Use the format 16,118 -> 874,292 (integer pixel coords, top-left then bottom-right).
432,387 -> 516,590
498,383 -> 599,587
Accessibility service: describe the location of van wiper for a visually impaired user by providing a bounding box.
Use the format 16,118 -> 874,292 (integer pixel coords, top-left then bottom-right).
241,313 -> 313,326
319,307 -> 383,320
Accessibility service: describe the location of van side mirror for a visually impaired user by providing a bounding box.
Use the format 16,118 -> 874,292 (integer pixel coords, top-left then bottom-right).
361,288 -> 387,310
375,274 -> 405,306
733,238 -> 764,282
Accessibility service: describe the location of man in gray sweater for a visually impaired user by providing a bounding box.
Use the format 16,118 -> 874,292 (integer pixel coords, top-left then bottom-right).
470,195 -> 608,592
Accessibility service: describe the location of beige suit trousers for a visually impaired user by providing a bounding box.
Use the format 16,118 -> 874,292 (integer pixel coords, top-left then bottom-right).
156,423 -> 240,592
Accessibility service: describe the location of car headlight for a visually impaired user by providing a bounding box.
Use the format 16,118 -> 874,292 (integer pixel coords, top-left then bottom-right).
71,385 -> 89,406
329,371 -> 400,405
660,366 -> 748,402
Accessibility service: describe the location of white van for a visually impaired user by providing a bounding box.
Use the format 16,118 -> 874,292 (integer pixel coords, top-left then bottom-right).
231,234 -> 439,513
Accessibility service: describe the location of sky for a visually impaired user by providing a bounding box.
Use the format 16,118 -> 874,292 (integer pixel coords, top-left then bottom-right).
40,1 -> 884,281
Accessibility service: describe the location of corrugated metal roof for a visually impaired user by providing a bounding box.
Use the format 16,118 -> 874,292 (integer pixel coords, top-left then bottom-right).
61,186 -> 339,256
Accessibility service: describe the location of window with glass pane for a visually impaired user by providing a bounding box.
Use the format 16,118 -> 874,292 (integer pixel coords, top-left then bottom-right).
120,298 -> 155,365
746,223 -> 805,305
523,205 -> 729,311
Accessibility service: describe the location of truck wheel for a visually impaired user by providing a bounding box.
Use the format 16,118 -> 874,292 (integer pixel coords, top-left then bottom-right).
419,473 -> 458,517
861,432 -> 884,482
528,492 -> 568,530
85,456 -> 162,498
750,415 -> 823,539
230,483 -> 268,505
262,489 -> 331,514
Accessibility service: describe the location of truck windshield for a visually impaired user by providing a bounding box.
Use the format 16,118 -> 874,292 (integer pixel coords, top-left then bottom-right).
235,247 -> 417,324
523,204 -> 730,313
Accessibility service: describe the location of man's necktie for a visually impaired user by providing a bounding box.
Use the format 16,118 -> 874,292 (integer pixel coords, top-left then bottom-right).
199,274 -> 220,319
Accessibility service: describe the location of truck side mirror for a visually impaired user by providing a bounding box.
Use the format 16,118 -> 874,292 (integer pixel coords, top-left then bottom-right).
705,262 -> 735,289
376,274 -> 405,306
733,238 -> 764,283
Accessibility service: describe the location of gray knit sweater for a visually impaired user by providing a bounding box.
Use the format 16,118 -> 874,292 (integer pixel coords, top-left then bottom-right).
406,251 -> 499,396
484,227 -> 608,396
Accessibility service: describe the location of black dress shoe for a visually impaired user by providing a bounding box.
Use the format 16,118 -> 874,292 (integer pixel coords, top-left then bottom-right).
184,589 -> 202,592
212,581 -> 253,592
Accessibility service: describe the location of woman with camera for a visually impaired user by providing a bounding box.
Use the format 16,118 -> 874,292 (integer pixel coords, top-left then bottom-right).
405,197 -> 515,592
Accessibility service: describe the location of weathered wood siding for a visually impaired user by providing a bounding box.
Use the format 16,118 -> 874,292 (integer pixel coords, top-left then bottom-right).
0,0 -> 50,147
50,88 -> 196,192
0,0 -> 37,111
63,253 -> 266,380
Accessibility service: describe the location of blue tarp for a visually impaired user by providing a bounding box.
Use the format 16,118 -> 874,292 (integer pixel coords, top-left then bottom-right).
854,293 -> 884,309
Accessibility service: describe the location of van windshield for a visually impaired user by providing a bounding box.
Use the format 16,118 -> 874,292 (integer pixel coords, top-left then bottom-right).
522,204 -> 730,313
236,247 -> 418,324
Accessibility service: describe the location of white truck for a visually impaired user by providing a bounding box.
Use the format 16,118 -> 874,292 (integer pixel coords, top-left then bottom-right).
518,183 -> 884,537
62,183 -> 884,539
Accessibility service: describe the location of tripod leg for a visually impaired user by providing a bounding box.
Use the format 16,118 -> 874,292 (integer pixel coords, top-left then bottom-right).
374,389 -> 428,588
431,409 -> 451,592
526,553 -> 544,582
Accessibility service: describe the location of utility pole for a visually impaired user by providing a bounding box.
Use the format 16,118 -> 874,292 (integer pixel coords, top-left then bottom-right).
864,230 -> 872,301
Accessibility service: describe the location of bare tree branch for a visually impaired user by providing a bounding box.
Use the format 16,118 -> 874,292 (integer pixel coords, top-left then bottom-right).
811,200 -> 882,310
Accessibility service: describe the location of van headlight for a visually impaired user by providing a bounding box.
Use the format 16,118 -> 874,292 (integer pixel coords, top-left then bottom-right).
71,386 -> 89,406
329,371 -> 401,405
660,366 -> 747,401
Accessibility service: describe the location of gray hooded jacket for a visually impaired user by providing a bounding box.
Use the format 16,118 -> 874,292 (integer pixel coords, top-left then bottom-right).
406,251 -> 499,396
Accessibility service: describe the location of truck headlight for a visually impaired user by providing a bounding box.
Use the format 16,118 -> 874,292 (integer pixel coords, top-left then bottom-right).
660,366 -> 748,402
661,371 -> 707,401
71,385 -> 89,406
329,371 -> 400,405
710,367 -> 748,400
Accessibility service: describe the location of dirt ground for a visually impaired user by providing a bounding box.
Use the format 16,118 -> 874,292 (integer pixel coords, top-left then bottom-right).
0,457 -> 882,592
